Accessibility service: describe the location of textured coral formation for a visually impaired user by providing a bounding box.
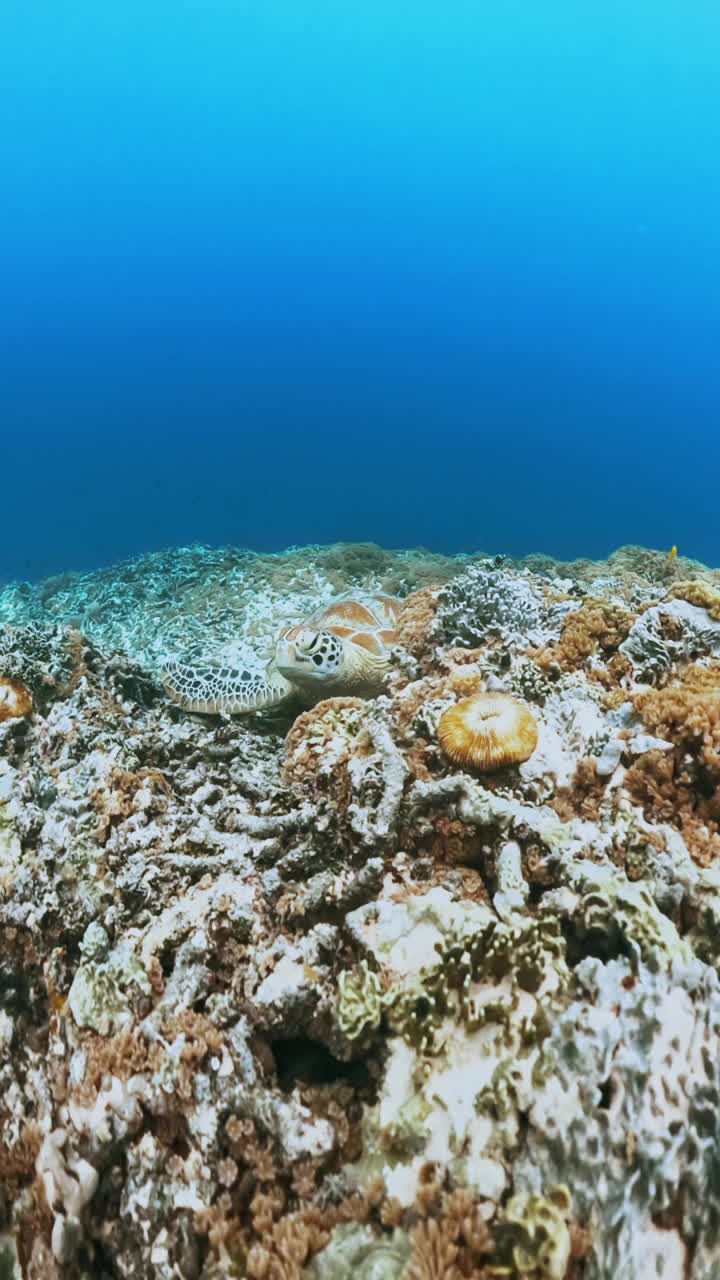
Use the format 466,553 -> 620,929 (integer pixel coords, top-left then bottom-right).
0,622 -> 86,705
283,697 -> 369,808
625,663 -> 720,864
530,597 -> 635,675
669,578 -> 720,620
437,691 -> 538,771
1,542 -> 720,1278
0,676 -> 32,722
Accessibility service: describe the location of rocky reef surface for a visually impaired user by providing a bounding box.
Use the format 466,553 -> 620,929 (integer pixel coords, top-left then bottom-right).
1,541 -> 720,1279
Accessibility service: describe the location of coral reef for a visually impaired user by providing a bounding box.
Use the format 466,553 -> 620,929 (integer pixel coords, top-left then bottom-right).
1,540 -> 720,1278
436,562 -> 576,654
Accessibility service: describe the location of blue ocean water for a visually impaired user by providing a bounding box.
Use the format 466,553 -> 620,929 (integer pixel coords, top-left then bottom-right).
2,1 -> 719,583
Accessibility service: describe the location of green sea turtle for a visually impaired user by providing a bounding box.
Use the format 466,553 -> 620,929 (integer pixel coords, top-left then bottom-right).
161,593 -> 402,714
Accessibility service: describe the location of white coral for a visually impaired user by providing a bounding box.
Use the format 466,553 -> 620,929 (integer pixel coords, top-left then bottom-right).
37,1128 -> 99,1263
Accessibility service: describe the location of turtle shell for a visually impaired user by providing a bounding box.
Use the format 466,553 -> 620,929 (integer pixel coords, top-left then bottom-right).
280,593 -> 401,658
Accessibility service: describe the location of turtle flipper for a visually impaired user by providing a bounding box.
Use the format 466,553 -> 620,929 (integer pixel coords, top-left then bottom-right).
161,662 -> 291,713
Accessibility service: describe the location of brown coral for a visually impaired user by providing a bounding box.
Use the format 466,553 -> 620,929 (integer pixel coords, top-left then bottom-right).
552,757 -> 609,823
393,663 -> 485,740
669,579 -> 720,620
531,599 -> 635,674
625,664 -> 720,864
634,664 -> 720,771
404,1187 -> 494,1279
282,697 -> 368,809
69,1011 -> 225,1121
0,676 -> 32,721
438,692 -> 538,771
389,662 -> 487,782
404,1218 -> 460,1280
425,814 -> 486,867
393,588 -> 441,664
246,1200 -> 388,1280
625,749 -> 720,866
91,765 -> 170,845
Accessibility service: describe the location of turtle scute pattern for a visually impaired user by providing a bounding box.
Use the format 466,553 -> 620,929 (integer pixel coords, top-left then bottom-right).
161,593 -> 402,714
286,595 -> 401,656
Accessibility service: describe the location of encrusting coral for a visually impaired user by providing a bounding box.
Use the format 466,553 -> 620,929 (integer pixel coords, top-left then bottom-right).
1,542 -> 720,1278
495,1185 -> 573,1280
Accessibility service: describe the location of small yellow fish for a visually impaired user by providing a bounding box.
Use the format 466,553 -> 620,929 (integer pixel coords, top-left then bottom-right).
668,545 -> 678,562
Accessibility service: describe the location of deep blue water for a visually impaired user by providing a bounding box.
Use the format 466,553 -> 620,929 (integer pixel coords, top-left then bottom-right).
2,1 -> 719,581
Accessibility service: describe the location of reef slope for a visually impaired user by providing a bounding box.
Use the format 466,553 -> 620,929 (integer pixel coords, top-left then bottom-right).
1,543 -> 720,1279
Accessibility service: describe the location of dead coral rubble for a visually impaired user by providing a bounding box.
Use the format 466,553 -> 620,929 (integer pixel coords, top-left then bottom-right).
1,543 -> 720,1278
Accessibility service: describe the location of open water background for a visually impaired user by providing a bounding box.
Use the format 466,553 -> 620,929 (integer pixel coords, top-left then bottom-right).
2,1 -> 719,581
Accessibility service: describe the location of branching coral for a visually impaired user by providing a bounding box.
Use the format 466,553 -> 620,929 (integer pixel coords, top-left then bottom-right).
626,665 -> 720,864
347,710 -> 409,848
530,598 -> 634,675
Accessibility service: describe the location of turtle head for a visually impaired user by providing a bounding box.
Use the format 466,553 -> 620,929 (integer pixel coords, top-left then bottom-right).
275,627 -> 345,688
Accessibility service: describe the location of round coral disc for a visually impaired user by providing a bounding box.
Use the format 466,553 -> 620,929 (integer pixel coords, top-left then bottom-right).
437,691 -> 538,771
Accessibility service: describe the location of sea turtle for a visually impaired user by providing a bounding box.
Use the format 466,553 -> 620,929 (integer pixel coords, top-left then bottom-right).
161,593 -> 403,714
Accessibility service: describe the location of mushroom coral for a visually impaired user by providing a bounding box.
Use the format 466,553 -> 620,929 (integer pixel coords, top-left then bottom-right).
438,691 -> 538,771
